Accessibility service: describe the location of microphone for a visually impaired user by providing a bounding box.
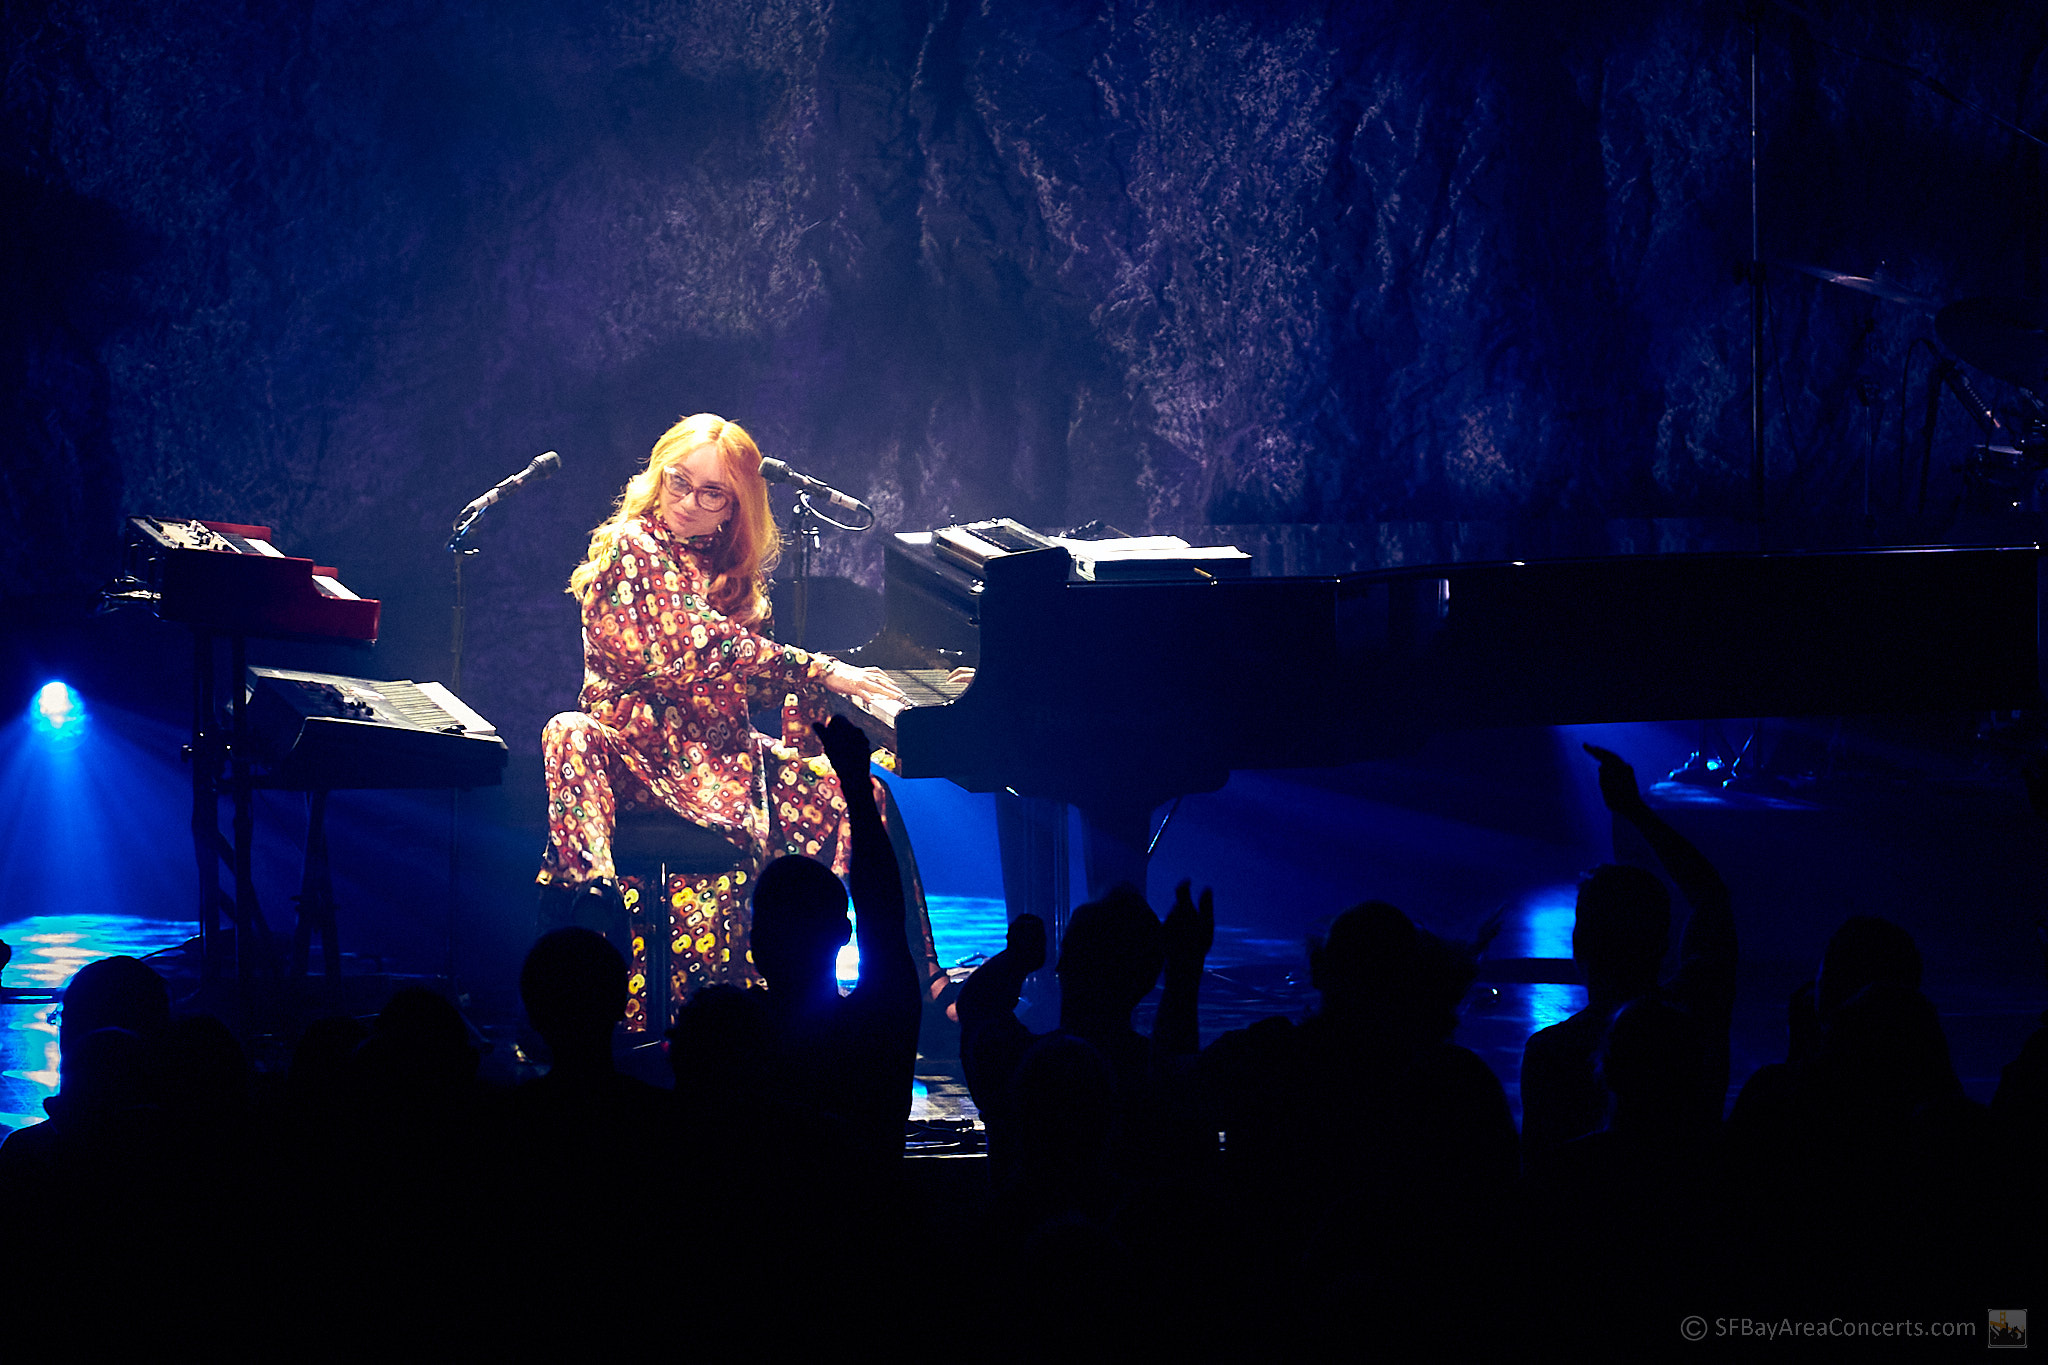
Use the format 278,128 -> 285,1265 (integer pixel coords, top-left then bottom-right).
758,457 -> 871,515
1941,369 -> 2008,444
455,451 -> 561,527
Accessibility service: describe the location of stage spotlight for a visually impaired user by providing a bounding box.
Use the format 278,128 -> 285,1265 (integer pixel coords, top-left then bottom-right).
30,681 -> 85,738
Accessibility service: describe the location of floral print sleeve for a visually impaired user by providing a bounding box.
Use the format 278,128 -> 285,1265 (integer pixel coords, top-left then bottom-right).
580,522 -> 829,699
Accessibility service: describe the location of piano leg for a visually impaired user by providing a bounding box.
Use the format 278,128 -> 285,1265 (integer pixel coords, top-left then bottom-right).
1077,803 -> 1155,903
997,797 -> 1159,919
994,795 -> 1158,1025
996,794 -> 1068,929
995,795 -> 1067,1026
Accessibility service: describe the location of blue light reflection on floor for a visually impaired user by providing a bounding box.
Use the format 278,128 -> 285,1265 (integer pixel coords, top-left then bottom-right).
1467,883 -> 1588,1127
1491,883 -> 1578,962
0,689 -> 210,1134
839,894 -> 1010,990
1519,981 -> 1590,1031
0,914 -> 192,1134
927,895 -> 1007,968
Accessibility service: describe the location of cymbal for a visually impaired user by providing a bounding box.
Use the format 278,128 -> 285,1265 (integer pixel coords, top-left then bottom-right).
1774,261 -> 1940,308
1937,295 -> 2048,391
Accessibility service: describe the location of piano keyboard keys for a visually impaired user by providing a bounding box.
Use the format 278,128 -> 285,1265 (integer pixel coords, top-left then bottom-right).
245,668 -> 508,788
845,668 -> 970,750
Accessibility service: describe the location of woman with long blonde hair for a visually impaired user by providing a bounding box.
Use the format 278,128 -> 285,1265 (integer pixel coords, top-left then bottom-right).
539,413 -> 915,1007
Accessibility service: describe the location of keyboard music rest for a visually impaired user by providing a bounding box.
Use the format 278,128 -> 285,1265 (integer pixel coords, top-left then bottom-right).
246,667 -> 509,790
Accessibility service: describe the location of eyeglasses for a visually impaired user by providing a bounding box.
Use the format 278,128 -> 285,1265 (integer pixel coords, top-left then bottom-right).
662,469 -> 733,512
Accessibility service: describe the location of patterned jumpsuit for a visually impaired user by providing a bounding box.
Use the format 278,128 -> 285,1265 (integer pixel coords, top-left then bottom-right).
538,516 -> 917,1026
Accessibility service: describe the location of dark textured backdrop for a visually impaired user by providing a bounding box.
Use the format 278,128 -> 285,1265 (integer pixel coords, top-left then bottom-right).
8,0 -> 2048,754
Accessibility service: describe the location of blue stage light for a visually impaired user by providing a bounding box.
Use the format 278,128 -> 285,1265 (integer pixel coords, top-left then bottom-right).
30,681 -> 85,736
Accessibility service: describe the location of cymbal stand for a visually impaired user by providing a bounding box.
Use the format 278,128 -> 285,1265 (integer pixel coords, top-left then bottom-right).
1671,7 -> 1768,788
1749,1 -> 1766,547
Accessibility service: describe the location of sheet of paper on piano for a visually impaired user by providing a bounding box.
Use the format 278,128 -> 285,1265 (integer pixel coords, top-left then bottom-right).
1050,534 -> 1253,581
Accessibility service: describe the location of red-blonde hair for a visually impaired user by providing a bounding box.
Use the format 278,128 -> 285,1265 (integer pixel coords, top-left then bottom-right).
568,413 -> 780,624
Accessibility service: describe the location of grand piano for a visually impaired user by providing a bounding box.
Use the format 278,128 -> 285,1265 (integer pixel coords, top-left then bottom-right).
842,528 -> 2043,927
848,530 -> 2042,805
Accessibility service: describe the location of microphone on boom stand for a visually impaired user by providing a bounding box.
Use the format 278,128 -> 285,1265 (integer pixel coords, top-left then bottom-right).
760,458 -> 875,650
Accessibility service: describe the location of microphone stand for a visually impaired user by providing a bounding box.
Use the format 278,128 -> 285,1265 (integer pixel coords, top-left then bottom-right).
448,514 -> 481,696
1722,15 -> 1773,795
1672,5 -> 1769,790
1749,0 -> 1766,550
788,493 -> 821,649
780,491 -> 876,651
442,513 -> 483,995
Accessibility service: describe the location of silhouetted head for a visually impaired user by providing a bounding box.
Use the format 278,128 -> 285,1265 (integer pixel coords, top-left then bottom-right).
291,1014 -> 372,1104
1819,979 -> 1959,1111
1056,884 -> 1163,1018
750,854 -> 850,993
1310,901 -> 1417,1006
48,1025 -> 154,1124
668,982 -> 766,1096
154,1013 -> 250,1121
1311,901 -> 1475,1041
60,955 -> 170,1056
1597,998 -> 1711,1134
1012,1033 -> 1116,1189
521,927 -> 628,1055
356,986 -> 478,1100
1573,865 -> 1671,995
1816,915 -> 1922,1019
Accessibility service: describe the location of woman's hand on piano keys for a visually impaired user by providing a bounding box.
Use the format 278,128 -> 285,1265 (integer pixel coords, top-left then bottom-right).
822,661 -> 908,707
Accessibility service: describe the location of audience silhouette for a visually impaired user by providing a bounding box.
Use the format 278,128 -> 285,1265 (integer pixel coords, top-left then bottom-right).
1198,897 -> 1516,1351
1520,743 -> 1737,1161
8,729 -> 2047,1351
743,715 -> 923,1167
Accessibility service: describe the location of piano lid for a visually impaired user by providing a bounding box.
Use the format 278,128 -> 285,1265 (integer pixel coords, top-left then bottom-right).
854,524 -> 2044,809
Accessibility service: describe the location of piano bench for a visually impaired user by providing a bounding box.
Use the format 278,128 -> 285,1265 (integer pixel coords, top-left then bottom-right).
610,811 -> 754,1036
611,811 -> 747,870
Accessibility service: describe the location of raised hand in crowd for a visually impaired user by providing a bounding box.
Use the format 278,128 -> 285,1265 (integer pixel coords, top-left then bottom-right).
740,716 -> 919,1169
1585,743 -> 1732,927
957,912 -> 1046,1108
1521,746 -> 1738,1160
959,914 -> 1046,1023
779,714 -> 915,1019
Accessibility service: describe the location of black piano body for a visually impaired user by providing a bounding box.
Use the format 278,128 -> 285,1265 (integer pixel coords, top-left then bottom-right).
846,533 -> 2043,812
